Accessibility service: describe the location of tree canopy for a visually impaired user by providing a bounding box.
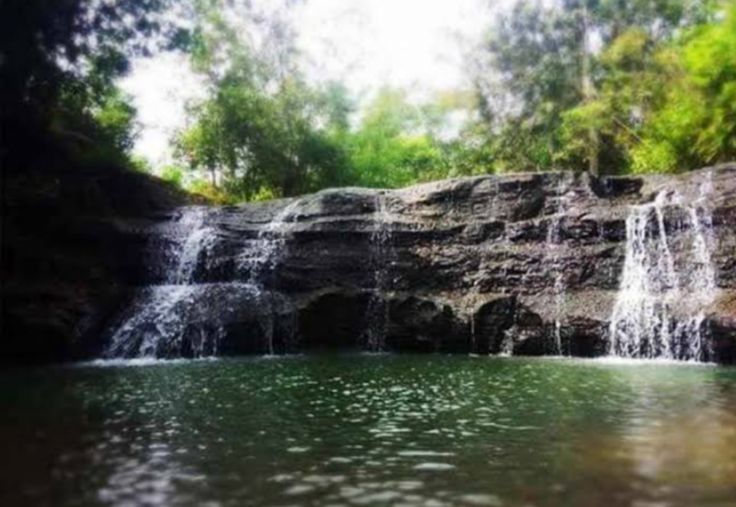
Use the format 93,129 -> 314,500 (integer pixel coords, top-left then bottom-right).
0,0 -> 187,173
3,0 -> 735,201
472,0 -> 730,175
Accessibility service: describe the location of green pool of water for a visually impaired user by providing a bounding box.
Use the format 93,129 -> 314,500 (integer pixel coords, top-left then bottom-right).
2,355 -> 736,506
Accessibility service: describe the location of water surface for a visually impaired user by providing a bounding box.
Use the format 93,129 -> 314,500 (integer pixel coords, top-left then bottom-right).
2,355 -> 735,506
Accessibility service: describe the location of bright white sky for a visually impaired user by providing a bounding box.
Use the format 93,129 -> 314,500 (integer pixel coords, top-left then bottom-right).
121,0 -> 510,166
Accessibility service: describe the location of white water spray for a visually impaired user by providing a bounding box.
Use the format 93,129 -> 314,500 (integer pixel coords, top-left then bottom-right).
171,208 -> 217,284
243,200 -> 300,284
107,207 -> 220,358
608,175 -> 717,361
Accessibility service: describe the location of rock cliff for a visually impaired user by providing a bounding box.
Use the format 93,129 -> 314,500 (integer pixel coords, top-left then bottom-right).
5,165 -> 736,363
106,164 -> 736,363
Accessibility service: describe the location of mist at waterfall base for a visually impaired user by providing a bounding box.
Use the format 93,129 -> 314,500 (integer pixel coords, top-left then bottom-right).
2,356 -> 736,506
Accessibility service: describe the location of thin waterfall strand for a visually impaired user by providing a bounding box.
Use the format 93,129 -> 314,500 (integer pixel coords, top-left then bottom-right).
240,199 -> 300,354
546,175 -> 571,355
364,193 -> 392,351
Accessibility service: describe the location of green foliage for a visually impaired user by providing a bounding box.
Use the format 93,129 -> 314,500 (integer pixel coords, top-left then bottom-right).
630,139 -> 679,173
178,74 -> 352,199
7,0 -> 733,204
93,91 -> 139,154
175,1 -> 353,199
345,89 -> 444,187
626,1 -> 736,172
475,1 -> 585,171
472,0 -> 727,175
0,0 -> 173,115
188,179 -> 235,204
681,3 -> 736,162
131,156 -> 154,174
43,84 -> 141,170
161,165 -> 185,187
1,0 -> 178,176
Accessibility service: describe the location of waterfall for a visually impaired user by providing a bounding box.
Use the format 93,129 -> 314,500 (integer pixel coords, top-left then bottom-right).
106,199 -> 302,359
608,176 -> 717,361
242,200 -> 300,287
499,330 -> 514,356
106,207 -> 220,358
171,208 -> 217,284
239,199 -> 300,354
364,193 -> 392,351
545,175 -> 571,355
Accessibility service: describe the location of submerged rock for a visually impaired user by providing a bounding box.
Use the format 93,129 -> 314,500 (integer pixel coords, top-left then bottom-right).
5,164 -> 736,363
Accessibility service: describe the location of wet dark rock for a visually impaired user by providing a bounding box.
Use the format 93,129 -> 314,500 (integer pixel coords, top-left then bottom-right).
297,291 -> 371,351
385,295 -> 460,353
472,296 -> 517,354
591,175 -> 643,198
707,291 -> 736,364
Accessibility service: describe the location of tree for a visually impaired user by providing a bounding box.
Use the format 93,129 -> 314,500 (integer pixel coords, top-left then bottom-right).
473,2 -> 584,171
0,0 -> 181,172
471,0 -> 717,174
347,89 -> 448,187
630,1 -> 736,172
175,0 -> 357,199
177,63 -> 352,199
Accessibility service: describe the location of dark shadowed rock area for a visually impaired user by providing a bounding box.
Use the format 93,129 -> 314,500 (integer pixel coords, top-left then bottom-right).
1,164 -> 195,363
4,164 -> 736,363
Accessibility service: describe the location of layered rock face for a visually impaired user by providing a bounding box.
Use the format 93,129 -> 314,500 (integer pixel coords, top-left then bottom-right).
100,164 -> 736,363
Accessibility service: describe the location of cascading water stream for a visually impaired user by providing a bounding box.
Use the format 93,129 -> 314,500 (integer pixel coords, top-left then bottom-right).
240,199 -> 301,354
106,198 -> 303,359
545,175 -> 571,355
105,207 -> 220,358
244,200 -> 301,286
364,193 -> 392,351
608,174 -> 717,361
172,209 -> 218,284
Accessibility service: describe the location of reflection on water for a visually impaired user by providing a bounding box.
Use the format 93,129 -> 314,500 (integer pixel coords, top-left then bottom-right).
1,355 -> 735,506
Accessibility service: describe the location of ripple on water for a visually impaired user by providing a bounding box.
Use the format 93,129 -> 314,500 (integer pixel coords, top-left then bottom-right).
412,462 -> 457,471
397,450 -> 455,457
457,493 -> 504,506
3,354 -> 736,507
75,357 -> 220,368
286,446 -> 311,453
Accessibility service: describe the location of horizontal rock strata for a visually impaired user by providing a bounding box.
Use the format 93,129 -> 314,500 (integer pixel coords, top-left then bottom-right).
5,164 -> 736,363
107,164 -> 736,363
